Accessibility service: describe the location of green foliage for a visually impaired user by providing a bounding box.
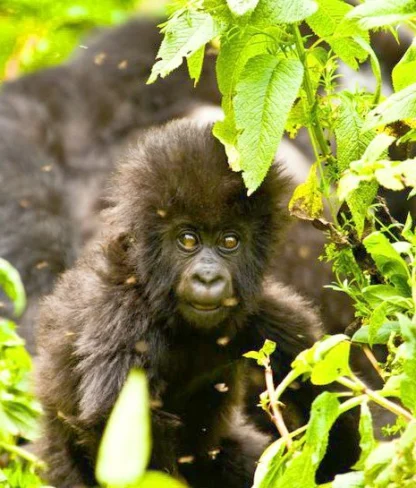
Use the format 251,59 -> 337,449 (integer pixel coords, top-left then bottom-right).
96,368 -> 186,488
0,0 -> 139,80
96,369 -> 151,487
0,261 -> 43,487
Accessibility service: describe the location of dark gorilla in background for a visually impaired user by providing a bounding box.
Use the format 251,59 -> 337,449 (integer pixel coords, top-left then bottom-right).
0,18 -> 219,351
36,121 -> 359,488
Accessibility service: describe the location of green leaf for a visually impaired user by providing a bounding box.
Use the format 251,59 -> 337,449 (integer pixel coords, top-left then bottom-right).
289,163 -> 324,220
0,258 -> 26,317
187,45 -> 205,85
96,369 -> 151,487
353,401 -> 376,470
226,0 -> 259,16
363,232 -> 410,290
213,29 -> 276,168
148,11 -> 221,82
138,471 -> 187,488
252,0 -> 317,25
335,93 -> 375,173
252,438 -> 287,488
274,392 -> 340,488
262,339 -> 276,356
347,181 -> 378,237
311,340 -> 351,385
307,0 -> 369,69
234,54 -> 303,193
363,82 -> 416,131
347,0 -> 416,29
332,471 -> 365,488
368,302 -> 390,346
398,315 -> 416,413
362,284 -> 411,307
392,38 -> 416,92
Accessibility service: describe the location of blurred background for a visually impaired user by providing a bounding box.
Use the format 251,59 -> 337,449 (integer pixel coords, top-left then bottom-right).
0,0 -> 169,81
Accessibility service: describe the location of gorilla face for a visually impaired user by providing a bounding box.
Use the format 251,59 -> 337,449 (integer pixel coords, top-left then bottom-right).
174,226 -> 240,327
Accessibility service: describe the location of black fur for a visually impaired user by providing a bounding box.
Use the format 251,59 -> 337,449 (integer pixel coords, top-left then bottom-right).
36,121 -> 359,487
0,18 -> 219,351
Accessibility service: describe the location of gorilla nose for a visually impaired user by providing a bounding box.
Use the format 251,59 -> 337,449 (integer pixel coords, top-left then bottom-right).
191,269 -> 227,301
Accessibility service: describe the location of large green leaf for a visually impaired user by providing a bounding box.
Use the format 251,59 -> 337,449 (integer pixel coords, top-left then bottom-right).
234,54 -> 303,193
96,369 -> 151,487
347,0 -> 416,29
307,0 -> 368,69
251,0 -> 317,25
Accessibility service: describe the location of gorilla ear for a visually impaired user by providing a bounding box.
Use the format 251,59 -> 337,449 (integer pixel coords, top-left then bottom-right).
101,232 -> 136,285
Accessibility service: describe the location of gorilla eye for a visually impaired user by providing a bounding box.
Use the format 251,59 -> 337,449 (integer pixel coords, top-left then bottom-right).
218,233 -> 240,253
177,231 -> 200,252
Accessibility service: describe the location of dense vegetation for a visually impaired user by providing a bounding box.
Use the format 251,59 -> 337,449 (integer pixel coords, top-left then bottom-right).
2,0 -> 416,487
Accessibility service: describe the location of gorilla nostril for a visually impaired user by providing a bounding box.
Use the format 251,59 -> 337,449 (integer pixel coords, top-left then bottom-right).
193,271 -> 223,286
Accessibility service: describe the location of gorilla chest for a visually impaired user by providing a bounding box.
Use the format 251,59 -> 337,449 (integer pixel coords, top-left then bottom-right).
160,338 -> 243,417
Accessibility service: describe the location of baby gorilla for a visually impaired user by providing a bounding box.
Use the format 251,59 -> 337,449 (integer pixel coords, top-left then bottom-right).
36,120 -> 336,487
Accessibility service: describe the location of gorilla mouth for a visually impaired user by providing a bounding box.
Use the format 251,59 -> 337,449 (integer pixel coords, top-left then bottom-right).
190,303 -> 220,312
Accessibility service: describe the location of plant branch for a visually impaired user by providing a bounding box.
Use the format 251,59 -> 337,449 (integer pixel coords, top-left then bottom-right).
337,375 -> 413,422
265,361 -> 292,448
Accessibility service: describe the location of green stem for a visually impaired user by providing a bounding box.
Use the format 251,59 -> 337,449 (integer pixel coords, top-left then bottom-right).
291,24 -> 338,223
274,369 -> 302,402
291,25 -> 330,161
337,376 -> 414,422
0,441 -> 44,466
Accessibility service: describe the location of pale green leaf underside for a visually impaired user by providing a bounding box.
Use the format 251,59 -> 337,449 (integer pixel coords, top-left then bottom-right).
364,82 -> 416,131
226,0 -> 259,16
347,0 -> 416,29
148,11 -> 220,82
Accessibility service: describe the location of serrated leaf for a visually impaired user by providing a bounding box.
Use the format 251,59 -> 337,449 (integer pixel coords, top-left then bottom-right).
252,0 -> 317,25
138,471 -> 187,488
148,11 -> 221,82
234,54 -> 303,193
347,181 -> 378,237
0,258 -> 26,317
274,392 -> 340,488
335,93 -> 375,173
352,322 -> 400,344
187,45 -> 205,85
96,369 -> 151,487
226,0 -> 259,16
307,0 -> 368,69
363,82 -> 416,131
213,29 -> 275,168
289,163 -> 323,220
393,38 -> 416,92
347,0 -> 416,29
353,401 -> 376,470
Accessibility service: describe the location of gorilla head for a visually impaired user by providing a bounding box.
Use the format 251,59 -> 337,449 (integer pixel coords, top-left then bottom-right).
103,120 -> 290,329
